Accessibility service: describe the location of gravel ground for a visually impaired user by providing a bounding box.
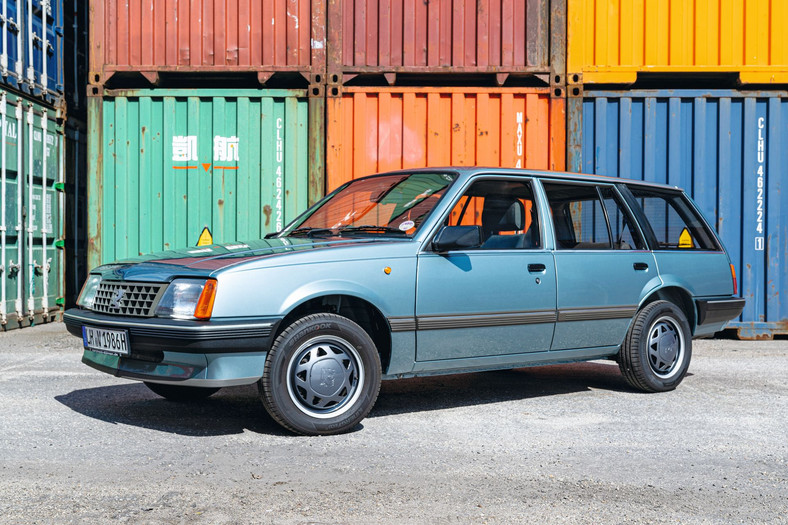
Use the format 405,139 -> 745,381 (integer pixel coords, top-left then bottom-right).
0,322 -> 786,524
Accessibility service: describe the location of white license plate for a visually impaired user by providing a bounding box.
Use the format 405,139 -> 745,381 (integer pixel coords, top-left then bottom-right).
82,326 -> 130,356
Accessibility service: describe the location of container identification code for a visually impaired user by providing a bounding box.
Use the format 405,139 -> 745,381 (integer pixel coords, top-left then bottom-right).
755,117 -> 765,251
275,117 -> 284,232
515,112 -> 524,168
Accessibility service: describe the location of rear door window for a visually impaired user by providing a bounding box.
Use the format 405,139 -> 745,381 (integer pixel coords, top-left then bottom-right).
543,183 -> 645,250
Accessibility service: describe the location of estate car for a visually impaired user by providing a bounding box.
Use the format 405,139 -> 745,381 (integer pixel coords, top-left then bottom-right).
64,168 -> 745,435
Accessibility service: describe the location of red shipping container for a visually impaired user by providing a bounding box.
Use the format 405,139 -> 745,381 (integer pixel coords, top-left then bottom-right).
326,87 -> 566,191
327,0 -> 566,85
89,0 -> 325,86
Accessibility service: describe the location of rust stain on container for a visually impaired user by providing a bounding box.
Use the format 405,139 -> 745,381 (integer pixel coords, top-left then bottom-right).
326,86 -> 565,191
89,0 -> 324,85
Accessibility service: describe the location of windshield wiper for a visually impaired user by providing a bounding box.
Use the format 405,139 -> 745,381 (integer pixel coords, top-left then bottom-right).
285,227 -> 336,238
337,225 -> 408,236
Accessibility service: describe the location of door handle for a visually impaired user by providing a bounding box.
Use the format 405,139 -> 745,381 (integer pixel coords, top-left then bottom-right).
528,263 -> 546,273
633,262 -> 649,271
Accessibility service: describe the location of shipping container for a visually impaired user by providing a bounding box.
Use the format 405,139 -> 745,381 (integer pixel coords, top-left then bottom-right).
89,0 -> 325,87
567,89 -> 788,339
87,88 -> 320,270
326,86 -> 565,191
327,0 -> 566,86
0,0 -> 64,99
0,88 -> 63,330
567,0 -> 788,85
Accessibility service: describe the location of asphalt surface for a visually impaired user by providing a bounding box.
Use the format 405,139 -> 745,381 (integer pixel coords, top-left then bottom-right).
0,322 -> 786,524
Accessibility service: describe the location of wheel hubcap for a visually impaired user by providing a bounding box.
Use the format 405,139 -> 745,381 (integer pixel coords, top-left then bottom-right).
647,316 -> 684,378
286,335 -> 363,418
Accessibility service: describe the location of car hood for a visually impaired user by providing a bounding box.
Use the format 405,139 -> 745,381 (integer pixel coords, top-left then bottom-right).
92,237 -> 413,282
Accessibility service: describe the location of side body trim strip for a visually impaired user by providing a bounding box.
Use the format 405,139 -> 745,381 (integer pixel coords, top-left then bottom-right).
388,306 -> 637,332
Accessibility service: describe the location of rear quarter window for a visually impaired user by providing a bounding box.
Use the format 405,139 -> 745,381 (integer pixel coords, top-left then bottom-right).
626,186 -> 721,251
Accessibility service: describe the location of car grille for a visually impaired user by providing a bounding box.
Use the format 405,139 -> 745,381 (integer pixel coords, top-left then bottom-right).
92,281 -> 167,317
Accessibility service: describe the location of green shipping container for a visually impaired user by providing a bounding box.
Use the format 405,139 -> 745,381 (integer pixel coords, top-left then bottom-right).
0,89 -> 64,330
88,89 -> 319,269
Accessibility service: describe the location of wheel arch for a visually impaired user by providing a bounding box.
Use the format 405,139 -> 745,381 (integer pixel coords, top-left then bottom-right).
640,286 -> 696,333
276,294 -> 393,374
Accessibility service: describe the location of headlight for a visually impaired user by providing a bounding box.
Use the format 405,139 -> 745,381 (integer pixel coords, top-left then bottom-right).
76,275 -> 102,309
155,278 -> 218,320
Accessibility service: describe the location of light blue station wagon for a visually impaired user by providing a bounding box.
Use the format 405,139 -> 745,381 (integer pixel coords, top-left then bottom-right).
65,168 -> 744,435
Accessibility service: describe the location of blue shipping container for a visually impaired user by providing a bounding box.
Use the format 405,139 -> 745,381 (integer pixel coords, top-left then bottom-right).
0,0 -> 63,100
567,89 -> 788,340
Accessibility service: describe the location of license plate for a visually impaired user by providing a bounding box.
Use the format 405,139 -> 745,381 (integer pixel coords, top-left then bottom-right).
82,326 -> 130,356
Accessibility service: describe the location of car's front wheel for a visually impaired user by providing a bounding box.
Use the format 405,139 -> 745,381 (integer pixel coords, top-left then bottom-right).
144,382 -> 220,401
618,300 -> 692,392
260,313 -> 382,435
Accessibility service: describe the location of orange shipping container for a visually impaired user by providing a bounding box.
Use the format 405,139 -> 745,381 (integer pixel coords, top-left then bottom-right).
568,0 -> 788,85
326,87 -> 565,191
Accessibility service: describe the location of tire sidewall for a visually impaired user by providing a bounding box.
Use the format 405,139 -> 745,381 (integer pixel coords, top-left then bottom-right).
262,314 -> 381,435
633,302 -> 692,391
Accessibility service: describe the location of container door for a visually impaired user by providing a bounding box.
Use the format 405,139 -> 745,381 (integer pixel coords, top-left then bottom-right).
415,178 -> 556,361
26,100 -> 60,319
0,91 -> 60,329
0,0 -> 23,89
544,182 -> 658,351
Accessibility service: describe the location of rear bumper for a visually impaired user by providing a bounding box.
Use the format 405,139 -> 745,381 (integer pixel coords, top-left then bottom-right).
696,298 -> 746,326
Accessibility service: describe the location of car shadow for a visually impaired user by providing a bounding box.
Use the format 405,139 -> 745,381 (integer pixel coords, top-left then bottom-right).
56,361 -> 633,436
55,383 -> 290,437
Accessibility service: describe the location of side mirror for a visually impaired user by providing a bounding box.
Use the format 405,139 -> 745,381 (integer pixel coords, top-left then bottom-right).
432,225 -> 482,253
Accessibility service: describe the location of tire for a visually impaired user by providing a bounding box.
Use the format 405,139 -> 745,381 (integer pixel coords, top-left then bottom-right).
618,300 -> 692,392
144,382 -> 220,402
260,313 -> 382,436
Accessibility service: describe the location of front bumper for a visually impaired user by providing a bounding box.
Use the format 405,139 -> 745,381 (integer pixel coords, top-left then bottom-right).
63,308 -> 282,386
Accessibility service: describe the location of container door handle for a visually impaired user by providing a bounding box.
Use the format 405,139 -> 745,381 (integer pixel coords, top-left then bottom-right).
633,262 -> 649,271
528,263 -> 546,273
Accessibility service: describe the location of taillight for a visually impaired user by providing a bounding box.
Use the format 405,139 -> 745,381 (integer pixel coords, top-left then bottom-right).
730,264 -> 738,296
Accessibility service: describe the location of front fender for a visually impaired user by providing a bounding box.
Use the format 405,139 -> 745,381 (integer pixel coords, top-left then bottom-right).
211,258 -> 417,319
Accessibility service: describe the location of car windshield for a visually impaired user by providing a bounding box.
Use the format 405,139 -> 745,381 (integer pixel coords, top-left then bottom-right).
281,172 -> 458,237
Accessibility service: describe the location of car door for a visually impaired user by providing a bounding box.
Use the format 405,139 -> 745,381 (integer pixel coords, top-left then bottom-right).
415,178 -> 557,361
543,182 -> 660,350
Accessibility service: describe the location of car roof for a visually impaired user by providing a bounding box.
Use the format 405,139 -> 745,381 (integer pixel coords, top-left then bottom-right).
368,167 -> 683,192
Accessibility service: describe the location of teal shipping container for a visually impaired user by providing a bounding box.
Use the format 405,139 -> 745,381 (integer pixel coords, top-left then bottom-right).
0,88 -> 64,330
568,89 -> 788,339
87,89 -> 317,270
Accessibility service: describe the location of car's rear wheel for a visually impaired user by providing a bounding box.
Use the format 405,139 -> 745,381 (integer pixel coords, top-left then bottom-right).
618,300 -> 692,392
260,313 -> 382,435
144,382 -> 220,401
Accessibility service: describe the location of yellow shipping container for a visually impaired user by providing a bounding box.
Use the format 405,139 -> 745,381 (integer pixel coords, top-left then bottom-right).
568,0 -> 788,84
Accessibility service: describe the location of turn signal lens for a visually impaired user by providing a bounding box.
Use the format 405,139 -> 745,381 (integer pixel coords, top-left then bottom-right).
730,264 -> 738,296
194,279 -> 217,319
